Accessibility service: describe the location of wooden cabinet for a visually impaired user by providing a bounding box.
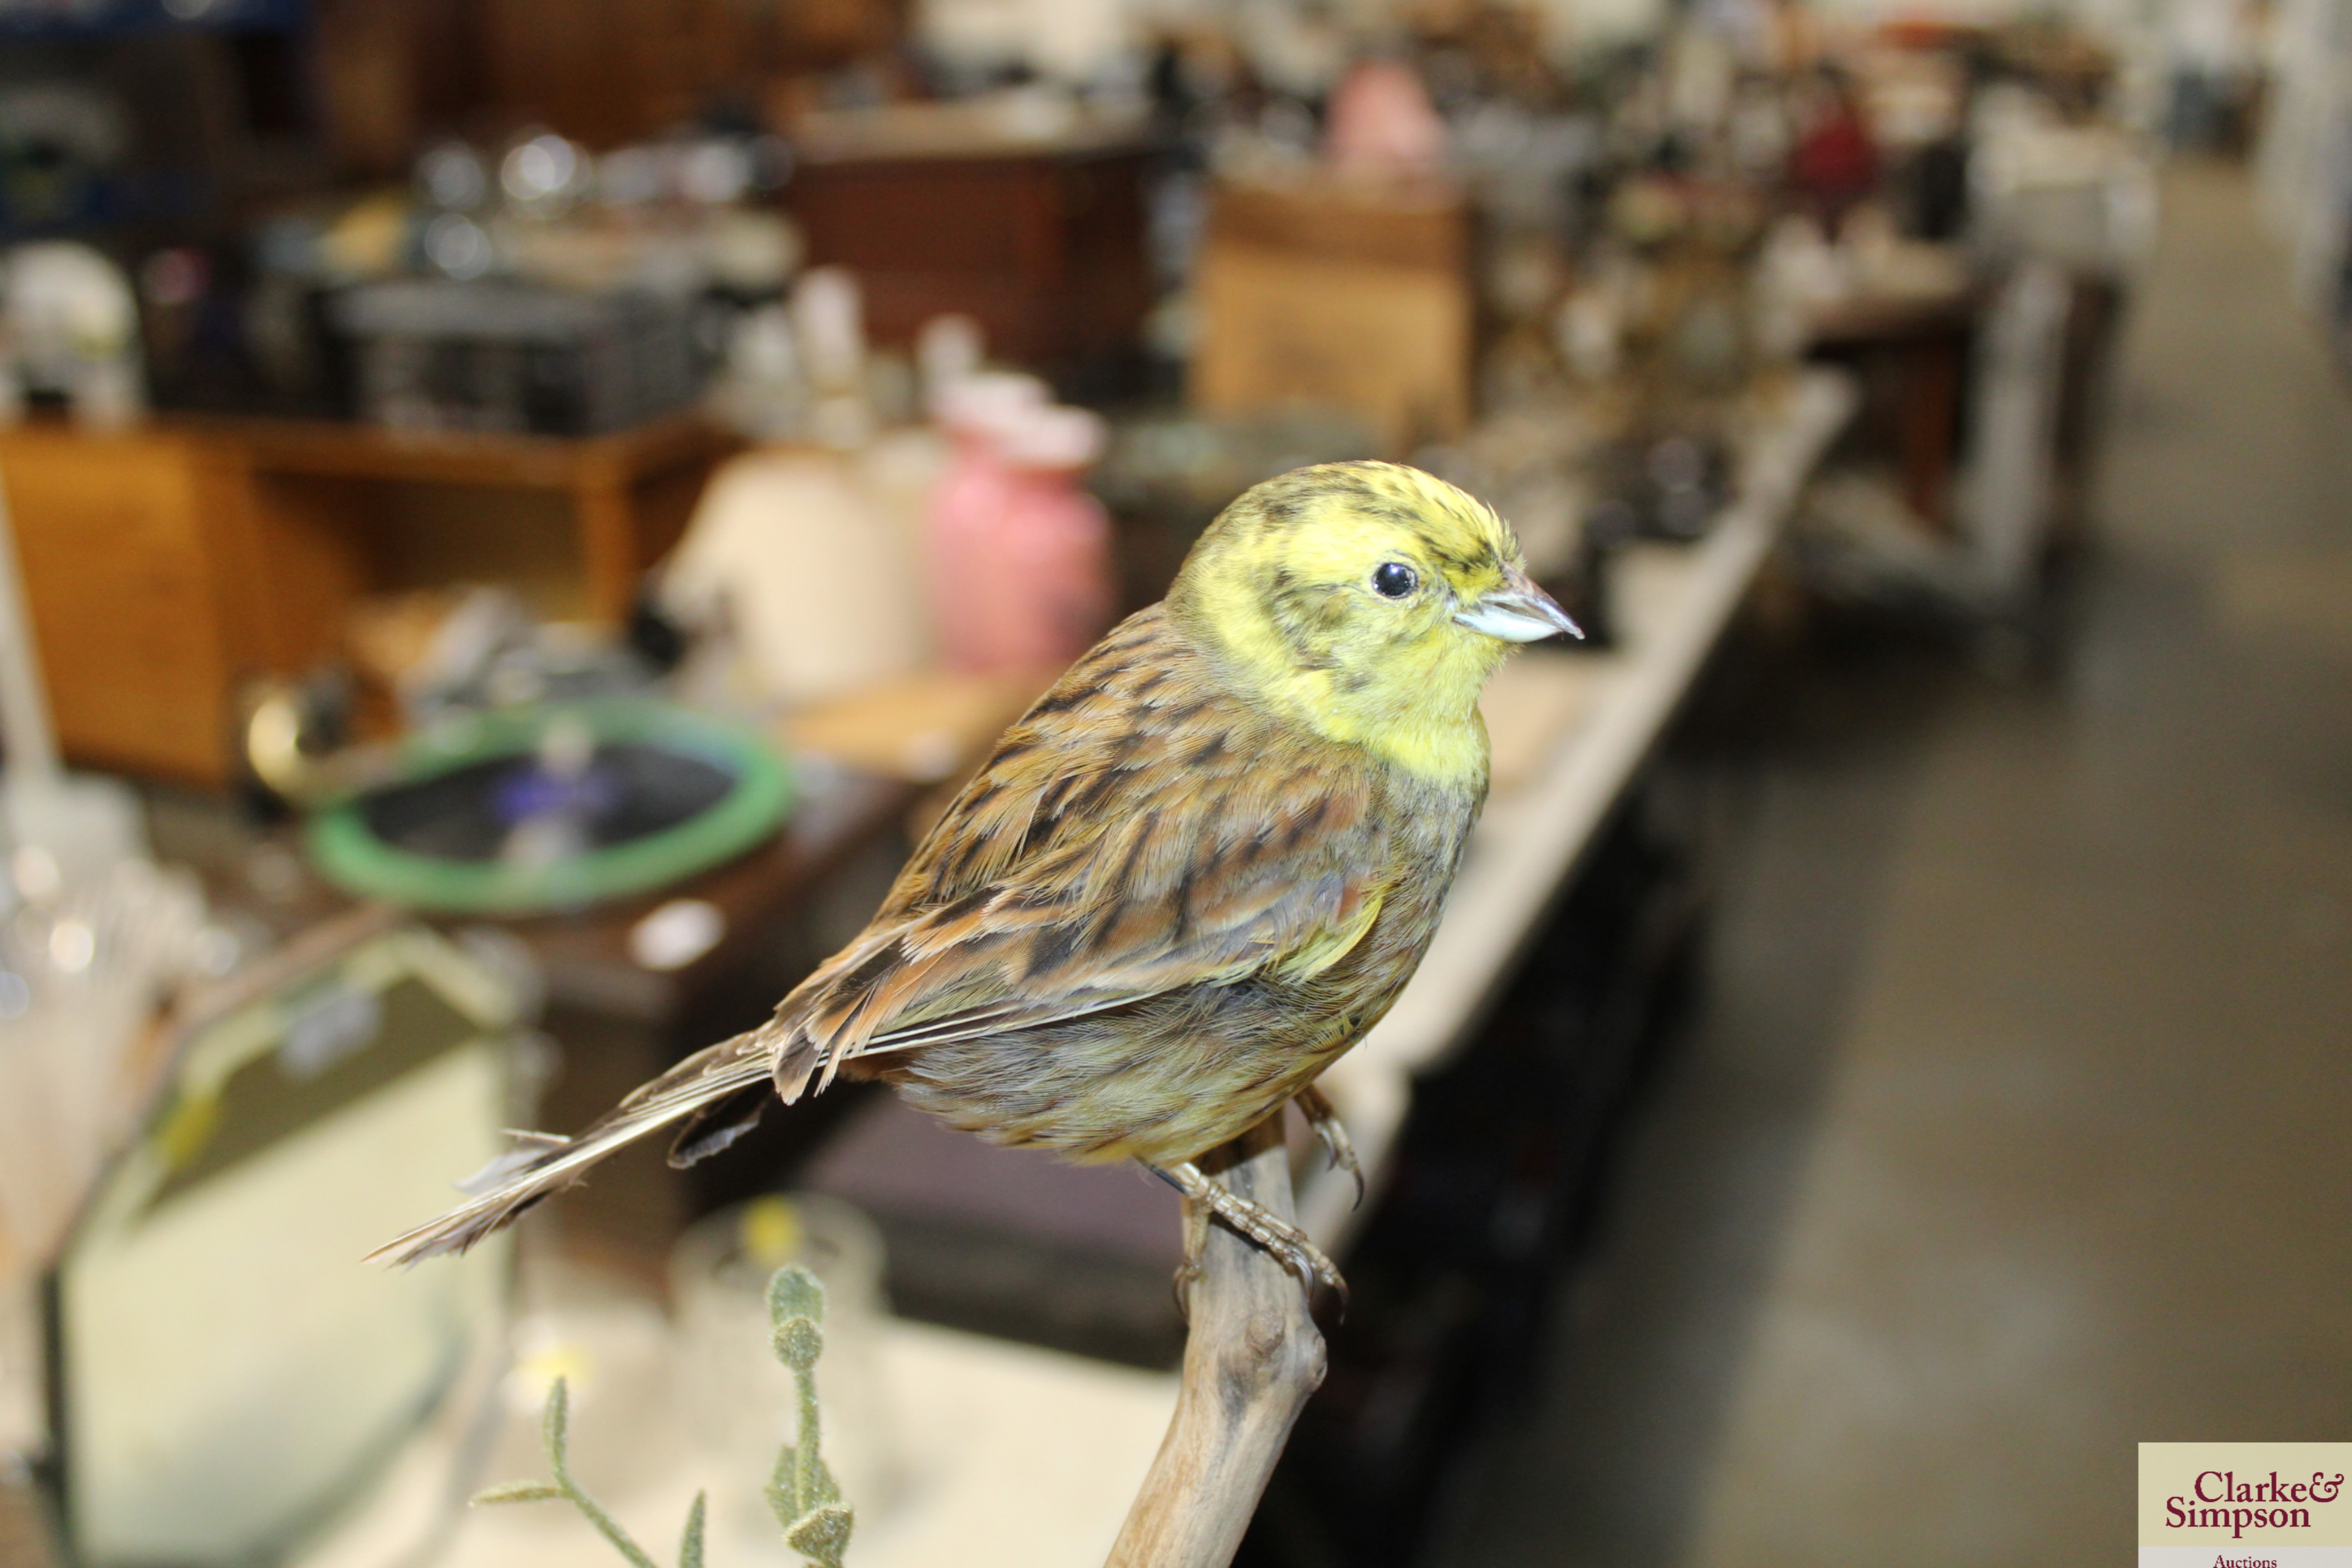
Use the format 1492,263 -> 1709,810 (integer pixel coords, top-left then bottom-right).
1,414 -> 736,786
789,124 -> 1155,376
0,427 -> 260,784
1192,180 -> 1473,451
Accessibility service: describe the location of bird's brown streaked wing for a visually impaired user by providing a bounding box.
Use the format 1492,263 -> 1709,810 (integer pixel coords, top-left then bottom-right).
877,606 -> 1198,912
763,609 -> 1390,1097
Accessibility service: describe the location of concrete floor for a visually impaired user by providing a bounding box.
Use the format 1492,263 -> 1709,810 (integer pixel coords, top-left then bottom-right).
1438,162 -> 2352,1566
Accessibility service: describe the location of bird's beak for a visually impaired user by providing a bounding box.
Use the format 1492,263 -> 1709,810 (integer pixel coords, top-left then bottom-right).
1454,572 -> 1583,643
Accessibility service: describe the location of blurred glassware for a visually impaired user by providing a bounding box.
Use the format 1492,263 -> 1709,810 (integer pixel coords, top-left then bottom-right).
421,213 -> 495,281
677,141 -> 753,207
790,267 -> 872,449
416,139 -> 492,214
594,144 -> 666,207
668,1196 -> 904,1548
0,850 -> 226,1461
710,302 -> 807,442
500,130 -> 591,220
0,241 -> 147,428
915,314 -> 985,414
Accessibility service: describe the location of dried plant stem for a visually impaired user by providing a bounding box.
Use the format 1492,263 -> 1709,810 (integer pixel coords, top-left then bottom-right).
1105,1115 -> 1327,1568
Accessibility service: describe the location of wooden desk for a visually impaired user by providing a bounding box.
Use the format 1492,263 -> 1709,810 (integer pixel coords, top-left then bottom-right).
0,413 -> 737,784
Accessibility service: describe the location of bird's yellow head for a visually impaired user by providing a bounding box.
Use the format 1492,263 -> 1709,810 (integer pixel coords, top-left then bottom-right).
1167,461 -> 1579,782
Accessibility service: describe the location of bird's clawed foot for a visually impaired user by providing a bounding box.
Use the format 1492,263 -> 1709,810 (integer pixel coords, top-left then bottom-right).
1160,1159 -> 1348,1318
1293,1084 -> 1364,1209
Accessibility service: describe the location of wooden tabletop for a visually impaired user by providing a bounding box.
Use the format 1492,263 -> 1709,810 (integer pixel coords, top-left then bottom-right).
1806,283 -> 1979,348
167,409 -> 740,489
0,408 -> 738,488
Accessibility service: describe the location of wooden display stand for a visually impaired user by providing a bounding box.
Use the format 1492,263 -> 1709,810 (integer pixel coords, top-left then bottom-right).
1191,179 -> 1474,451
0,412 -> 737,786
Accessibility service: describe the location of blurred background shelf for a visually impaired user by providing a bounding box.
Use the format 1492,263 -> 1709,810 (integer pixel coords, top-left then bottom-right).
0,412 -> 738,783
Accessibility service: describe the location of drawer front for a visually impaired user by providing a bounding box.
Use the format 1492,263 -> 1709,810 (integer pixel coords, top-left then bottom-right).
3,430 -> 239,783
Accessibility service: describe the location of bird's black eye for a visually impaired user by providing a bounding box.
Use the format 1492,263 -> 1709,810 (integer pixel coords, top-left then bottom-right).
1372,562 -> 1418,599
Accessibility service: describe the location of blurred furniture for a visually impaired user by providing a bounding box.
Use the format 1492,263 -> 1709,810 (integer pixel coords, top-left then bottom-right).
1254,370 -> 1856,1564
219,410 -> 735,623
0,412 -> 736,784
1970,121 -> 2150,554
1191,179 -> 1473,451
45,908 -> 515,1568
0,423 -> 249,787
1297,371 -> 1856,1246
142,749 -> 919,1284
2049,273 -> 2125,549
0,2 -> 329,242
787,107 -> 1153,376
1806,283 -> 1975,531
1959,262 -> 2073,600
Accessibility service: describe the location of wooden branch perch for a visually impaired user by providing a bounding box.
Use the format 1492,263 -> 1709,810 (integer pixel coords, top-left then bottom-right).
1105,1115 -> 1327,1568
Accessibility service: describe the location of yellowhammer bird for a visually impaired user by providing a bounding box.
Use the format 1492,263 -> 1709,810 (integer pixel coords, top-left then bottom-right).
372,461 -> 1578,1295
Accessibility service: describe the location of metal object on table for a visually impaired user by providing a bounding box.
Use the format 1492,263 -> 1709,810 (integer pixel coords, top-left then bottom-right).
332,278 -> 706,436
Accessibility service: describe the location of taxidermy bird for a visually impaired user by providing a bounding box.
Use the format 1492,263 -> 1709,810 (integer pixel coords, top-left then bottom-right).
372,461 -> 1580,1296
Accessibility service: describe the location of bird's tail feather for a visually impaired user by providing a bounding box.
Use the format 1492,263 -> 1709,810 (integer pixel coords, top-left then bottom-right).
366,1028 -> 774,1267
